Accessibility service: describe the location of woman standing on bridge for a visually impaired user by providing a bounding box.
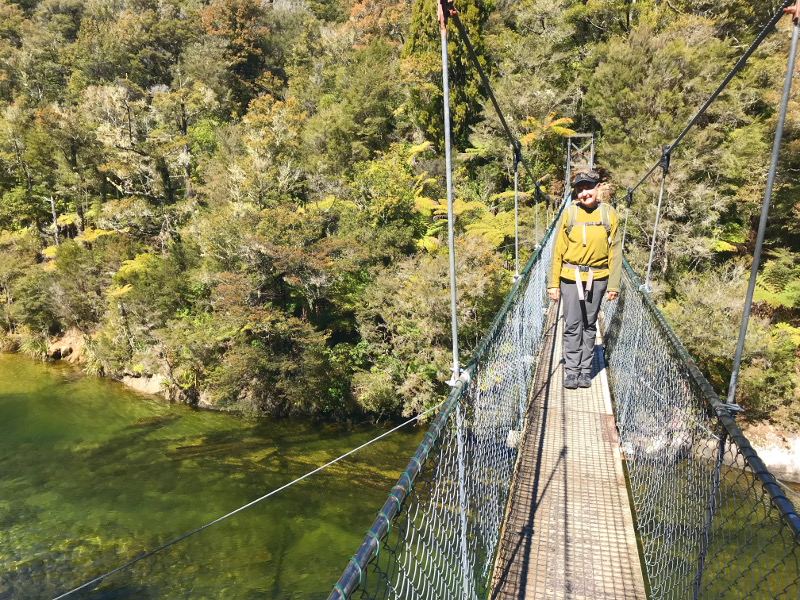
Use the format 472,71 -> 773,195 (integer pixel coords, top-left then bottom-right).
547,170 -> 622,390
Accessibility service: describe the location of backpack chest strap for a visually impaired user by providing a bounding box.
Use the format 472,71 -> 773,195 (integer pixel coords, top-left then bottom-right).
578,222 -> 607,247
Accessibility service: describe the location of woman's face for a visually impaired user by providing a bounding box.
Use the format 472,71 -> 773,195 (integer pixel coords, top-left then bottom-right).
575,183 -> 599,208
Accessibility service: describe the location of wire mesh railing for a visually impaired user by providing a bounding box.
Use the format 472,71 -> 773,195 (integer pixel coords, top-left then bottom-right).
602,259 -> 800,600
328,195 -> 568,600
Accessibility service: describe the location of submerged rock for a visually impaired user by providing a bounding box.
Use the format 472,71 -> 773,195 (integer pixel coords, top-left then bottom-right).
744,423 -> 800,484
120,374 -> 167,396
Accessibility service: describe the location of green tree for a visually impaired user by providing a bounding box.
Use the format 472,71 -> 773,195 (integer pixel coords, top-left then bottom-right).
49,239 -> 105,332
354,235 -> 507,416
69,0 -> 196,91
401,0 -> 494,150
0,229 -> 37,332
302,39 -> 401,176
350,141 -> 433,233
200,0 -> 274,111
240,94 -> 307,206
0,0 -> 26,102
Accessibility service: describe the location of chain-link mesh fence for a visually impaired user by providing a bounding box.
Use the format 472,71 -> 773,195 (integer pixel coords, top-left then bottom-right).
603,260 -> 800,600
327,200 -> 567,600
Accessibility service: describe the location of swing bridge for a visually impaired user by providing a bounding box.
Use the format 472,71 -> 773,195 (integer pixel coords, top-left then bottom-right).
328,2 -> 800,599
45,2 -> 800,600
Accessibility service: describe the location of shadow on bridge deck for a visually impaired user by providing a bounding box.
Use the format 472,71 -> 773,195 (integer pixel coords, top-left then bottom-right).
490,300 -> 647,600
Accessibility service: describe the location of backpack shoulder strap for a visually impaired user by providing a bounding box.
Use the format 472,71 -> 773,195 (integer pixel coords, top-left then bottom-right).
601,203 -> 612,245
566,204 -> 578,235
600,203 -> 611,234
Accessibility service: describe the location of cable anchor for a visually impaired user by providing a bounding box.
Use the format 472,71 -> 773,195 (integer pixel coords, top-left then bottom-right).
446,365 -> 464,387
437,0 -> 456,28
625,187 -> 633,208
715,403 -> 745,419
512,140 -> 522,170
658,145 -> 671,176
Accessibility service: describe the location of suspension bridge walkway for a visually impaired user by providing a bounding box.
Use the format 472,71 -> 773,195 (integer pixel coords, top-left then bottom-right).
490,304 -> 645,599
329,209 -> 800,600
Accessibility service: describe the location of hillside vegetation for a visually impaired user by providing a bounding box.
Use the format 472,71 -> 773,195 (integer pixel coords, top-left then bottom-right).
0,0 -> 797,428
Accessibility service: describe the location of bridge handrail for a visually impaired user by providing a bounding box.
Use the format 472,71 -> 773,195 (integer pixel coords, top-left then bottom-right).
604,261 -> 800,598
468,194 -> 566,365
619,258 -> 800,541
328,193 -> 569,600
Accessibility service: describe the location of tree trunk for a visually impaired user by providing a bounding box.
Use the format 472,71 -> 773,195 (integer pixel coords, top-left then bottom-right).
183,142 -> 194,200
180,96 -> 194,200
48,196 -> 60,247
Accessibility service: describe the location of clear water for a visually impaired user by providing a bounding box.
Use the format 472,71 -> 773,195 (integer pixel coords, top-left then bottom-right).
0,354 -> 422,599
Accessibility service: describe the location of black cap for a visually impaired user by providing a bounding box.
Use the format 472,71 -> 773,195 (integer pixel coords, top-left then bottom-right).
573,170 -> 600,189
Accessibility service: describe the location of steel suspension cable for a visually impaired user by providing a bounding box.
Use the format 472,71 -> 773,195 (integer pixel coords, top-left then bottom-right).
437,5 -> 471,598
448,8 -> 551,203
727,6 -> 800,404
438,0 -> 461,390
620,187 -> 633,254
513,141 -> 522,277
50,407 -> 443,600
643,147 -> 670,291
630,0 -> 794,193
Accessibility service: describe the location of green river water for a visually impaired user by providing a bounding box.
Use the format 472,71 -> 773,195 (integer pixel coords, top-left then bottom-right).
0,353 -> 422,599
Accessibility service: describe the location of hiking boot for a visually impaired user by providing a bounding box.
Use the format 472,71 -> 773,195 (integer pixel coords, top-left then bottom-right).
577,373 -> 592,388
564,374 -> 579,389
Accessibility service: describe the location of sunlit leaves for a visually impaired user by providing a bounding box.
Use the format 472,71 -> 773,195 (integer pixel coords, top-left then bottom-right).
351,142 -> 433,232
520,112 -> 576,146
355,236 -> 508,416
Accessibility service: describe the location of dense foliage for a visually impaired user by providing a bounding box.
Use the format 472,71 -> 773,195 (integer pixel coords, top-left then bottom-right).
0,0 -> 797,429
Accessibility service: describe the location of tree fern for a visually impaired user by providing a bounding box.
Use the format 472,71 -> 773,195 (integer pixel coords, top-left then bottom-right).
464,210 -> 515,247
753,249 -> 800,310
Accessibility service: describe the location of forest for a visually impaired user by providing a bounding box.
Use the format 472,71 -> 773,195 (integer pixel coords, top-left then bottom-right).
0,0 -> 797,430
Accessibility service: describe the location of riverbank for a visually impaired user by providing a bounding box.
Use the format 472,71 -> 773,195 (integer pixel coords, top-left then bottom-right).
2,339 -> 798,485
2,329 -> 226,410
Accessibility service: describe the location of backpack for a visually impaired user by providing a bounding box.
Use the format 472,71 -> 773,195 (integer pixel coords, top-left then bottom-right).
565,202 -> 612,246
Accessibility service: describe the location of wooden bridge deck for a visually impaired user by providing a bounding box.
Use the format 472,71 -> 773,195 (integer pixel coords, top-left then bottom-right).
490,302 -> 647,599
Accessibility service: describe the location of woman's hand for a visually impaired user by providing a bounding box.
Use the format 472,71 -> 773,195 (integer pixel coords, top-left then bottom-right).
606,290 -> 619,301
547,287 -> 560,302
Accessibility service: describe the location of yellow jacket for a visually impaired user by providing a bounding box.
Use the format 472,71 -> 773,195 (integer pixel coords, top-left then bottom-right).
547,202 -> 623,292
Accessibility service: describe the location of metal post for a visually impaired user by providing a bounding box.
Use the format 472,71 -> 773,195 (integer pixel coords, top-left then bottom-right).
565,138 -> 572,193
619,304 -> 644,437
727,13 -> 799,404
513,142 -> 521,278
439,1 -> 460,388
692,430 -> 728,599
534,187 -> 540,247
643,146 -> 670,292
545,189 -> 550,227
621,188 -> 633,254
439,3 -> 471,598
